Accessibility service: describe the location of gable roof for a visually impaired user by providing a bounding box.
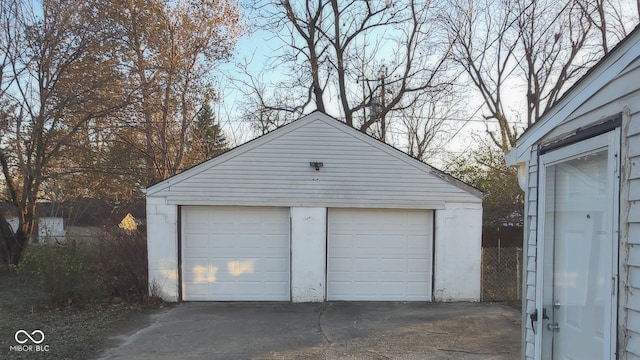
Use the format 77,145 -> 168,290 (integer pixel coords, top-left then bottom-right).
147,111 -> 482,206
507,24 -> 640,164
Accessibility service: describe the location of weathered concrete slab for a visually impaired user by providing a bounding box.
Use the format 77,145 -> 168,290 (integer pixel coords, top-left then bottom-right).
97,302 -> 521,360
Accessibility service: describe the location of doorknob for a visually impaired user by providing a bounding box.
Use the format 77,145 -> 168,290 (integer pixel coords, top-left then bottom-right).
553,300 -> 561,309
547,322 -> 560,332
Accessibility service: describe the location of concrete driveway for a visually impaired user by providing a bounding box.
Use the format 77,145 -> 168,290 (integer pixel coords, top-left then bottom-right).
98,302 -> 521,360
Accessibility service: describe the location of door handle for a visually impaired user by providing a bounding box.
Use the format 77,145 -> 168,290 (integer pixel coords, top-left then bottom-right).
547,322 -> 560,332
553,300 -> 561,309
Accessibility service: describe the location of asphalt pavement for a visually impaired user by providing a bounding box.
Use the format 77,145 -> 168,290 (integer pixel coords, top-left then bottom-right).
97,302 -> 521,360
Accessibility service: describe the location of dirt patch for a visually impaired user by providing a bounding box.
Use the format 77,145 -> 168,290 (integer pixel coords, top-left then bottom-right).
0,274 -> 163,360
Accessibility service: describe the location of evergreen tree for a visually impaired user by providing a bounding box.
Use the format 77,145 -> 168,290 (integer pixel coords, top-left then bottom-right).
193,103 -> 229,160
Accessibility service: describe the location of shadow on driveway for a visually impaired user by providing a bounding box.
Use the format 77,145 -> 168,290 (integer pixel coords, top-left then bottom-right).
97,302 -> 521,360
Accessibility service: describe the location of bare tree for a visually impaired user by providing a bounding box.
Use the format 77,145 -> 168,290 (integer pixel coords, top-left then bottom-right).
517,0 -> 597,127
444,0 -> 638,153
0,0 -> 125,265
246,0 -> 456,141
443,0 -> 523,153
399,86 -> 465,162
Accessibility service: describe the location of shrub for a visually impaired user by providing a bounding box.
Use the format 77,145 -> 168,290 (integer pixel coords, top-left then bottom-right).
95,228 -> 149,302
18,227 -> 156,307
19,243 -> 102,307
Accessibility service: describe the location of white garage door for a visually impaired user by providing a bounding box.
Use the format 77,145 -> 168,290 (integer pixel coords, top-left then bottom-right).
327,208 -> 433,301
181,206 -> 290,301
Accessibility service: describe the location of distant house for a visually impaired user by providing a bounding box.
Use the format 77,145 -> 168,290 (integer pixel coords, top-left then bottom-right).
0,199 -> 147,243
1,202 -> 66,244
506,25 -> 640,360
146,111 -> 483,303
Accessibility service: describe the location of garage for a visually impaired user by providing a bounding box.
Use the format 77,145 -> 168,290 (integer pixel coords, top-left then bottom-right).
181,206 -> 290,301
327,208 -> 432,301
146,111 -> 483,303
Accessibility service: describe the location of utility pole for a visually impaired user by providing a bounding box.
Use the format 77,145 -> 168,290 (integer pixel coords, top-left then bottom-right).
379,66 -> 387,142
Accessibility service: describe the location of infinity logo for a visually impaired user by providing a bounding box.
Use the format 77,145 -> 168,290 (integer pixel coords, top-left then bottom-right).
14,330 -> 45,344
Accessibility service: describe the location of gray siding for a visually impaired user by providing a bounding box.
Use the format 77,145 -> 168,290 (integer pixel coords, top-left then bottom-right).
148,114 -> 480,209
524,147 -> 538,360
521,55 -> 640,359
545,58 -> 640,142
627,108 -> 640,360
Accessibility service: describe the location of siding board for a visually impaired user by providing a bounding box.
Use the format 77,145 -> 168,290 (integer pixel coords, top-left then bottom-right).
149,114 -> 480,208
630,223 -> 640,245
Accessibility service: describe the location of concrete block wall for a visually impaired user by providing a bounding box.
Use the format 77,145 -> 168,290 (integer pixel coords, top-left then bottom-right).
147,197 -> 179,302
147,200 -> 483,303
290,207 -> 326,302
433,202 -> 483,302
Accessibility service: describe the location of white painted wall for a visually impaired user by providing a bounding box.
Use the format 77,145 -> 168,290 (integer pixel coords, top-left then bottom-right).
290,207 -> 326,302
38,217 -> 65,243
146,197 -> 179,302
7,217 -> 65,244
433,202 -> 482,302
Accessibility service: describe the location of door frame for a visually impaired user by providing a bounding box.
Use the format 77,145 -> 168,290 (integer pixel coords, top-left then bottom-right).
535,129 -> 620,359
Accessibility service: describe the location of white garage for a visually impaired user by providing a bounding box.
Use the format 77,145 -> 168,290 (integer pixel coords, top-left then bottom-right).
327,208 -> 432,301
146,112 -> 483,303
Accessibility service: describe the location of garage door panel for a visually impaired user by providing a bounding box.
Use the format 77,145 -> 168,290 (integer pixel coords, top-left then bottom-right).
408,235 -> 429,249
185,283 -> 208,297
184,234 -> 208,248
328,208 -> 433,301
329,258 -> 352,272
211,236 -> 235,248
182,206 -> 290,301
354,258 -> 380,271
380,258 -> 406,272
263,258 -> 289,272
408,258 -> 430,272
407,282 -> 429,295
264,282 -> 289,295
183,257 -> 210,268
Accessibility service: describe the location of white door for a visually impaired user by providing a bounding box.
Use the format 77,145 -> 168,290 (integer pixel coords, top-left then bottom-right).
181,206 -> 290,301
538,131 -> 618,359
327,208 -> 433,301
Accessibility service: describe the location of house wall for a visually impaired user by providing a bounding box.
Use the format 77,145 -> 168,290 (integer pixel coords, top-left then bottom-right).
7,217 -> 65,244
625,106 -> 640,359
518,64 -> 640,359
37,217 -> 65,243
147,115 -> 480,209
522,147 -> 538,360
147,201 -> 483,303
433,202 -> 482,302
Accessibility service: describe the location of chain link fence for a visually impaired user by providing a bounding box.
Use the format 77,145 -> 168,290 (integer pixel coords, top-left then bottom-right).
481,247 -> 522,302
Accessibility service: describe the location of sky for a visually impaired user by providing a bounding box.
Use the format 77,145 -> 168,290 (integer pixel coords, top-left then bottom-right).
213,3 -> 531,167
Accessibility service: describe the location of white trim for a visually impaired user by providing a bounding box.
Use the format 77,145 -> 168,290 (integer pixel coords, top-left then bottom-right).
535,130 -> 620,359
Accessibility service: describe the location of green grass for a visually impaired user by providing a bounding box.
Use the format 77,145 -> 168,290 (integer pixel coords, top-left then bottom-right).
0,273 -> 136,360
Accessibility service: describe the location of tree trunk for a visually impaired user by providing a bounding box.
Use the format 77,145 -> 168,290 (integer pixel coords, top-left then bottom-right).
0,211 -> 30,269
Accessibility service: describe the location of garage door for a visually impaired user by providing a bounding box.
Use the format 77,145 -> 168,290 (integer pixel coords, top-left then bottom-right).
327,208 -> 433,301
181,206 -> 290,301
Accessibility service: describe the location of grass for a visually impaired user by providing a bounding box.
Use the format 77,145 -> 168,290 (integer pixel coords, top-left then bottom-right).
0,273 -> 154,360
